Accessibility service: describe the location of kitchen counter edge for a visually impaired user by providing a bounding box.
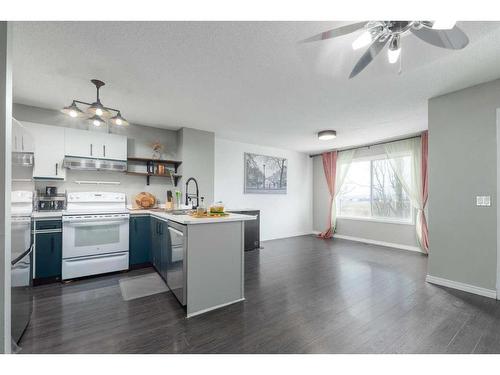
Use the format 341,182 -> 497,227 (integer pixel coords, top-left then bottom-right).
129,209 -> 256,225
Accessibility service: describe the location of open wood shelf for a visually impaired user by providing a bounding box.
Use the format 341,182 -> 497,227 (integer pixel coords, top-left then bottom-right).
126,171 -> 182,186
126,157 -> 182,186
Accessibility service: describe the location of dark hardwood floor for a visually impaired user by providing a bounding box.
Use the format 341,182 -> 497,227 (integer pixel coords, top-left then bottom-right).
19,235 -> 500,353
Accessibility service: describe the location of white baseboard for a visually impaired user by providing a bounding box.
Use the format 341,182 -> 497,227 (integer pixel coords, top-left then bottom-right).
262,231 -> 315,242
332,233 -> 423,253
426,275 -> 497,299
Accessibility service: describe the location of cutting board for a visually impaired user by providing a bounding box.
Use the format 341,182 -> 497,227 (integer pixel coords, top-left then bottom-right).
134,192 -> 156,209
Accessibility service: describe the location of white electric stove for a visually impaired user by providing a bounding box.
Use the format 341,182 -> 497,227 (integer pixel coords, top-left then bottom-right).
62,192 -> 129,280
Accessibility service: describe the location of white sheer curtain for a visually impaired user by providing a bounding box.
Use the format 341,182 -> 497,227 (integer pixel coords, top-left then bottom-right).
384,137 -> 426,250
331,149 -> 356,233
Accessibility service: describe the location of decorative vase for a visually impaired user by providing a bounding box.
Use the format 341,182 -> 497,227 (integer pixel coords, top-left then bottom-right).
152,142 -> 163,160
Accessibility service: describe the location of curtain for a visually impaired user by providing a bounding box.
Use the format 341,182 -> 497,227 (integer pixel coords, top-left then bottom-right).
420,131 -> 429,252
384,136 -> 428,253
318,151 -> 337,239
319,149 -> 356,239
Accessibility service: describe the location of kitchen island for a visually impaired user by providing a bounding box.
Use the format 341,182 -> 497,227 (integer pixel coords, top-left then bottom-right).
130,209 -> 256,317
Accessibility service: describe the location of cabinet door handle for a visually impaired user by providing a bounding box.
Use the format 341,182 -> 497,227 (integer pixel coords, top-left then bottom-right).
103,145 -> 106,158
50,236 -> 54,253
90,144 -> 93,156
21,136 -> 24,151
55,163 -> 58,176
134,219 -> 137,232
14,135 -> 17,151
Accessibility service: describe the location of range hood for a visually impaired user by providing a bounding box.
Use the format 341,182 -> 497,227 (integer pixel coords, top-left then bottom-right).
12,152 -> 34,167
63,156 -> 127,172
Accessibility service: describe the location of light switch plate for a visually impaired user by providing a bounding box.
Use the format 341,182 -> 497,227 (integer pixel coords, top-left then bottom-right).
476,195 -> 491,206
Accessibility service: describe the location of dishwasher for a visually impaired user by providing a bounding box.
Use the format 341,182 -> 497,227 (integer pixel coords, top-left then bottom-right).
167,221 -> 187,306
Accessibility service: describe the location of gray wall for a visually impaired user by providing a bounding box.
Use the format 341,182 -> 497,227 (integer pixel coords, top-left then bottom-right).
0,21 -> 12,354
313,152 -> 419,249
428,78 -> 500,290
177,127 -> 215,206
12,104 -> 181,204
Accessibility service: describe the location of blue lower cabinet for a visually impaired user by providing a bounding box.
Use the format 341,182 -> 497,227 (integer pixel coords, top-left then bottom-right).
35,230 -> 62,279
150,218 -> 169,281
129,216 -> 152,267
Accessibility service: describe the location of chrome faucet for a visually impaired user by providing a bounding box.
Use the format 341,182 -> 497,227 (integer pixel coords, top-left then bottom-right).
185,177 -> 200,208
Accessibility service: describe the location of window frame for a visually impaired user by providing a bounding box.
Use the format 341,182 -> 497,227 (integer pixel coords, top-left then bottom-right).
336,153 -> 415,226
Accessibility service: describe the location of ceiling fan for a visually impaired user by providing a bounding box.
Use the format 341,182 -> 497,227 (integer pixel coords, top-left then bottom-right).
301,21 -> 469,78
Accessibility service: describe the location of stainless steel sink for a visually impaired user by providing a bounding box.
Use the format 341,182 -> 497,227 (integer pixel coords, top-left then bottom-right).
139,208 -> 193,215
168,209 -> 193,216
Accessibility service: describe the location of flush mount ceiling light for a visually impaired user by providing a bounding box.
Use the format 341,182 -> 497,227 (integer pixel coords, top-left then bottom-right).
61,79 -> 129,127
318,130 -> 337,141
301,21 -> 468,78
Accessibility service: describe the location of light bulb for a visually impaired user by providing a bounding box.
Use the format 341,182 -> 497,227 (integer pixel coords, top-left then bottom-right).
352,31 -> 372,50
432,21 -> 456,30
95,108 -> 103,116
115,118 -> 122,125
388,47 -> 401,64
69,110 -> 78,118
93,119 -> 101,126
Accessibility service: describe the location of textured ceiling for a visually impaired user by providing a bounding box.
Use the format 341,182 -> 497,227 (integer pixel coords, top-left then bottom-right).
12,21 -> 500,153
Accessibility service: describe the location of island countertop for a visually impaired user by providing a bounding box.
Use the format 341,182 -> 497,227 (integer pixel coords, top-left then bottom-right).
129,209 -> 257,225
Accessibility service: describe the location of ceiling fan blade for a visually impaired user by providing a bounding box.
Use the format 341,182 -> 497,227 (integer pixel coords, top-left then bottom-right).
411,25 -> 469,49
300,22 -> 368,43
349,36 -> 389,79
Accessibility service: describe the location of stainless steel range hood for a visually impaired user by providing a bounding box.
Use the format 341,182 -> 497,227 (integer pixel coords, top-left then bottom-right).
63,156 -> 127,172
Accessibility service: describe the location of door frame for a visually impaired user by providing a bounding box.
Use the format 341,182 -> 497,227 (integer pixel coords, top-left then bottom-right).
496,108 -> 500,299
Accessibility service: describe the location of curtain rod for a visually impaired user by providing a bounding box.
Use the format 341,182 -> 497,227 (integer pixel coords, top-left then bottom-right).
308,132 -> 424,158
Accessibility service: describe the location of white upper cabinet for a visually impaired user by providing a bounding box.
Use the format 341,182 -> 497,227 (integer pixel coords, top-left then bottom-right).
12,120 -> 35,153
22,122 -> 66,180
64,128 -> 127,161
64,128 -> 96,158
99,133 -> 128,161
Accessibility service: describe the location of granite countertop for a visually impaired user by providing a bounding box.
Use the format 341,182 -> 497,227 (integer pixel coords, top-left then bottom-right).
31,208 -> 257,225
129,208 -> 256,225
225,208 -> 260,212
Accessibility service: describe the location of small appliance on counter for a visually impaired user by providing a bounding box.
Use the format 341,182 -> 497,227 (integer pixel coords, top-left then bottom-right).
35,188 -> 67,211
45,186 -> 57,196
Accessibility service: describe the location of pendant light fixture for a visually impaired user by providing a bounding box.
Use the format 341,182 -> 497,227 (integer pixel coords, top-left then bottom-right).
88,114 -> 106,127
61,101 -> 84,118
110,111 -> 129,126
61,79 -> 129,127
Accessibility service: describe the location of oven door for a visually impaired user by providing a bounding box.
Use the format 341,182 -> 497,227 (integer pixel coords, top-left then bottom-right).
62,213 -> 129,258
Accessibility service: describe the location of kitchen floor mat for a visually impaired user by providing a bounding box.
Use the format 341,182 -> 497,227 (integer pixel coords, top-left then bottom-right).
119,272 -> 169,301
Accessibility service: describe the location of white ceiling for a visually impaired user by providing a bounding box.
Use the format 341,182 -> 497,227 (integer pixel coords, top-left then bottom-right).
12,21 -> 500,153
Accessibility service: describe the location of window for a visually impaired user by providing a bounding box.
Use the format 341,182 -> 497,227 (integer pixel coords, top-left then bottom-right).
337,155 -> 412,223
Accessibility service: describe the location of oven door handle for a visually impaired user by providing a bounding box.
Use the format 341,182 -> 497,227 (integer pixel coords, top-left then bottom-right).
63,215 -> 129,224
67,220 -> 126,227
